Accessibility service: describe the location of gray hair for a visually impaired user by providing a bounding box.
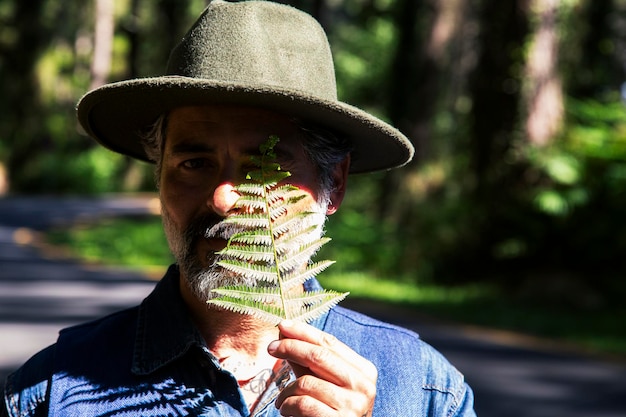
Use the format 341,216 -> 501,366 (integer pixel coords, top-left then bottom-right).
140,114 -> 352,195
140,115 -> 167,183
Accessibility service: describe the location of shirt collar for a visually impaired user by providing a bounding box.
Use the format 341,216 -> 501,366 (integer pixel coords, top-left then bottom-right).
132,264 -> 206,375
131,264 -> 330,375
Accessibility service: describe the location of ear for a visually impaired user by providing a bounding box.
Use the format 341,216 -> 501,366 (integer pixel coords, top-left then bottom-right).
326,154 -> 350,215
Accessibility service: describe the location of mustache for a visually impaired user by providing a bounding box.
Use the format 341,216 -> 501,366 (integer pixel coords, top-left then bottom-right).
183,213 -> 245,246
183,214 -> 225,244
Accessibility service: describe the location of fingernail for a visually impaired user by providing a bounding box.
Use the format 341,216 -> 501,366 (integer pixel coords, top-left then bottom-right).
280,319 -> 293,328
267,340 -> 279,354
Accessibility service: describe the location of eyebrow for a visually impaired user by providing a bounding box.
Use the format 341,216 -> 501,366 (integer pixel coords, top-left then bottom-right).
169,142 -> 216,155
168,138 -> 298,159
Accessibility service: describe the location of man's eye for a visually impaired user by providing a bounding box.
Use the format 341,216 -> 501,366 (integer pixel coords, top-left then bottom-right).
181,159 -> 209,169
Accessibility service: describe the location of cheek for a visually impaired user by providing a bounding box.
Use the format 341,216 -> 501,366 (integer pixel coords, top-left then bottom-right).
287,170 -> 322,202
159,171 -> 209,228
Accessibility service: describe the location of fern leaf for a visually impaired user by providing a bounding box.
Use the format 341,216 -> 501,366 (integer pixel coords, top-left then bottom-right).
246,167 -> 290,186
276,223 -> 321,243
268,205 -> 288,221
226,230 -> 273,246
233,195 -> 267,211
275,238 -> 332,271
285,291 -> 349,323
215,260 -> 278,283
234,183 -> 265,197
220,213 -> 269,229
267,185 -> 300,204
271,211 -> 311,236
207,136 -> 348,324
279,260 -> 336,289
285,290 -> 348,306
217,244 -> 274,263
211,286 -> 282,304
207,299 -> 284,326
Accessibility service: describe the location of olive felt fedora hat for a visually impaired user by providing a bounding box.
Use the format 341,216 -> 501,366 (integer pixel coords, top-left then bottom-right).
76,0 -> 414,174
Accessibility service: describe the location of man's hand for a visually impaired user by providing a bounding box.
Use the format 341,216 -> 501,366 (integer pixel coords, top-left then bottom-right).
267,320 -> 377,417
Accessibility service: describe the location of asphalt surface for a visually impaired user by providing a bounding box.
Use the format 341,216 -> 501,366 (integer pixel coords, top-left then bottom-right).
1,195 -> 625,417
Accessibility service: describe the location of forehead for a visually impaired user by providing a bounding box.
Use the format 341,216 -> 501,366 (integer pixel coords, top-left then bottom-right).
165,105 -> 303,151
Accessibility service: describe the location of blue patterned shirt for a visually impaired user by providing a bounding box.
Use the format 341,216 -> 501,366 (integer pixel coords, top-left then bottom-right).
2,265 -> 476,416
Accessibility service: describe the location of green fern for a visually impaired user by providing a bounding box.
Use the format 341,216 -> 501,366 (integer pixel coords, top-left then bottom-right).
206,136 -> 348,325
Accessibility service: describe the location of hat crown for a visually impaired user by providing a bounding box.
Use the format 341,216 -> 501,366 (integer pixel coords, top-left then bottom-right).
77,0 -> 414,173
166,0 -> 337,101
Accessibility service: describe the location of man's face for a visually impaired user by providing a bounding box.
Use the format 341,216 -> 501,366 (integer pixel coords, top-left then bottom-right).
159,105 -> 329,300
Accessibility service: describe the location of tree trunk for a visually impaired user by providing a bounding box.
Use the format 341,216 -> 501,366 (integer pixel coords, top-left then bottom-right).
467,0 -> 529,198
565,0 -> 621,97
158,0 -> 192,61
523,0 -> 564,146
377,0 -> 428,222
90,0 -> 115,89
381,0 -> 467,216
125,0 -> 141,79
0,0 -> 48,190
372,0 -> 472,272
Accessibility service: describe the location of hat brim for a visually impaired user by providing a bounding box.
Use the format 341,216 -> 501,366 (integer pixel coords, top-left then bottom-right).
77,76 -> 414,174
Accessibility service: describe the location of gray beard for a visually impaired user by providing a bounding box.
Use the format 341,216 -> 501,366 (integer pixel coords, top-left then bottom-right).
161,197 -> 329,302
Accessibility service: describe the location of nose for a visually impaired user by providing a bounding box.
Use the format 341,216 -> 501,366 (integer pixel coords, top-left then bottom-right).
210,182 -> 240,217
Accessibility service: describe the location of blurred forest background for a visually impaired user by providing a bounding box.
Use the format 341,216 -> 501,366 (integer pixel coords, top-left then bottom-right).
1,0 -> 626,312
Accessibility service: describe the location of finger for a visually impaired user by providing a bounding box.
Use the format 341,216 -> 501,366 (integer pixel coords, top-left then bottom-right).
267,336 -> 343,384
277,393 -> 335,417
275,375 -> 371,413
277,320 -> 377,376
268,339 -> 376,392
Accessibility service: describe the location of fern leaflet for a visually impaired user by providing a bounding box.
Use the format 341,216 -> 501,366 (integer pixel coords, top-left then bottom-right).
206,135 -> 348,325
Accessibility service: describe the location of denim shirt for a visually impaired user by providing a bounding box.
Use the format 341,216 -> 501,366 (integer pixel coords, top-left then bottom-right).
3,265 -> 476,416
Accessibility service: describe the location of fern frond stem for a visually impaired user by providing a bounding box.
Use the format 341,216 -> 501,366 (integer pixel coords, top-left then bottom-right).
261,146 -> 291,321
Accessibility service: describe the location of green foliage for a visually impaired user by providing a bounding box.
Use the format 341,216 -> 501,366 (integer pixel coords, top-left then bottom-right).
47,216 -> 173,268
565,96 -> 626,160
0,0 -> 212,194
413,94 -> 626,300
524,95 -> 626,226
14,147 -> 128,194
320,172 -> 405,275
207,137 -> 348,325
330,5 -> 396,119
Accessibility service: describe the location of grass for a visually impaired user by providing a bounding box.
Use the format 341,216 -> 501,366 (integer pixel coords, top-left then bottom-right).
320,272 -> 626,357
44,216 -> 626,358
46,216 -> 175,270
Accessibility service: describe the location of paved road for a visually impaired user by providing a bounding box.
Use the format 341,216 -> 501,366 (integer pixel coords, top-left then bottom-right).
1,195 -> 625,417
0,195 -> 160,383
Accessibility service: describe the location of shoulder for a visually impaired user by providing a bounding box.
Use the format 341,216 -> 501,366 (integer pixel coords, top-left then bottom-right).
322,305 -> 425,350
56,306 -> 139,351
3,307 -> 139,417
50,307 -> 141,384
323,306 -> 476,416
4,306 -> 138,379
3,344 -> 54,417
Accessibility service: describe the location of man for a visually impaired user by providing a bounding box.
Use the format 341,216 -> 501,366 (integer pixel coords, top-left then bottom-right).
2,1 -> 476,416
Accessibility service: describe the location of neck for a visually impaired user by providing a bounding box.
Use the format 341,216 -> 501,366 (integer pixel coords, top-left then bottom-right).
179,274 -> 279,361
179,272 -> 285,413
